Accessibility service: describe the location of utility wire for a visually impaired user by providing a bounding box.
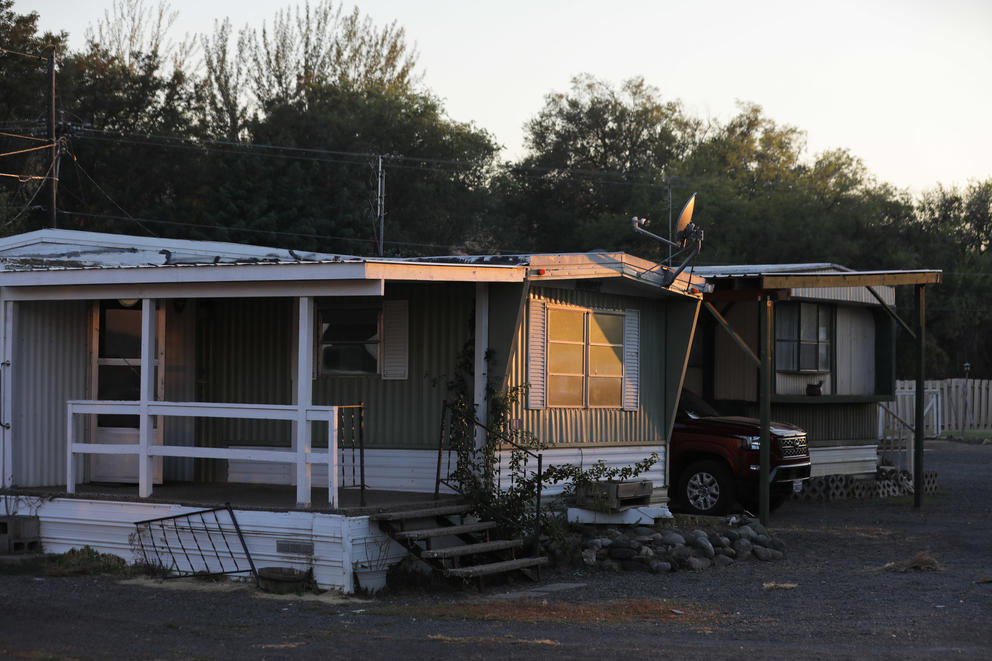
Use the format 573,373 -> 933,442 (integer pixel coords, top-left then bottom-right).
0,144 -> 51,158
0,172 -> 49,181
63,145 -> 157,238
57,210 -> 475,252
0,131 -> 48,142
0,46 -> 47,61
3,160 -> 54,227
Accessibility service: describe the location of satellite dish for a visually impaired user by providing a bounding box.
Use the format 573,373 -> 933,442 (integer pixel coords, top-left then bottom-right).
675,193 -> 696,236
630,192 -> 704,287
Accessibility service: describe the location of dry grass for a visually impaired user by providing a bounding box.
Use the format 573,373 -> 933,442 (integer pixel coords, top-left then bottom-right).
374,597 -> 726,626
880,551 -> 944,573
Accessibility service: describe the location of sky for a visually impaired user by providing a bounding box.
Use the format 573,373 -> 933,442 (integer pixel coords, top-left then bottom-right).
23,0 -> 992,194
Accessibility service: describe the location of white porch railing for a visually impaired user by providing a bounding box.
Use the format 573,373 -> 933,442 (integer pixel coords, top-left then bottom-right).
877,386 -> 940,474
66,400 -> 340,509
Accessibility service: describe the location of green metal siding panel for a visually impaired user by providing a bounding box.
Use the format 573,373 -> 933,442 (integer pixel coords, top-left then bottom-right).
744,402 -> 879,446
197,285 -> 475,452
315,282 -> 473,450
509,286 -> 669,447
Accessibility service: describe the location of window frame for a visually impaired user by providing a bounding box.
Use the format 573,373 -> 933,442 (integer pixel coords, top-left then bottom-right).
775,302 -> 833,373
545,304 -> 625,409
315,304 -> 382,378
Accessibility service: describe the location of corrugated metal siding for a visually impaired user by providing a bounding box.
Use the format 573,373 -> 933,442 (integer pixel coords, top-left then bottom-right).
792,285 -> 893,306
835,306 -> 875,395
744,402 -> 878,446
197,285 -> 474,453
315,283 -> 474,449
714,303 -> 757,401
509,287 -> 667,446
777,372 -> 832,396
12,300 -> 89,487
197,298 -> 294,452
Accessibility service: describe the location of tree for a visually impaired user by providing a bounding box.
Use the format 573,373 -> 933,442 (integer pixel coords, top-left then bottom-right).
244,0 -> 420,111
0,0 -> 68,231
500,75 -> 697,254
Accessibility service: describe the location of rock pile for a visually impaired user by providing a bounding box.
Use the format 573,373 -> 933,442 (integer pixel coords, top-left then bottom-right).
552,519 -> 786,574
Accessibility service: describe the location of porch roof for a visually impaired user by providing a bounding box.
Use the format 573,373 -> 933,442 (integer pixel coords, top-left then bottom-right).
0,229 -> 706,300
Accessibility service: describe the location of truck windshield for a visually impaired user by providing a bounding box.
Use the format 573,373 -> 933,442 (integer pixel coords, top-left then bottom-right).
678,390 -> 721,419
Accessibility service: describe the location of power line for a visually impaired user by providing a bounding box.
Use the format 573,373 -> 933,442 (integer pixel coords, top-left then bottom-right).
2,160 -> 54,227
63,145 -> 157,237
56,209 -> 477,252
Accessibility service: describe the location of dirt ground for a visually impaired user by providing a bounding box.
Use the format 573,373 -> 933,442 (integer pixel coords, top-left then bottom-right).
1,439 -> 990,660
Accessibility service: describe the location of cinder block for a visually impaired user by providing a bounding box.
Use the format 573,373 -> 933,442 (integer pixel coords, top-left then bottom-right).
0,515 -> 41,554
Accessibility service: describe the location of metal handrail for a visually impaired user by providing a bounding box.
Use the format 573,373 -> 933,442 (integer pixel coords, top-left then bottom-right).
435,400 -> 544,554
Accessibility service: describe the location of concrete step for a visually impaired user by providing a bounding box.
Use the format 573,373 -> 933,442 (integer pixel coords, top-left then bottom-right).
420,538 -> 524,560
445,555 -> 549,579
392,520 -> 498,541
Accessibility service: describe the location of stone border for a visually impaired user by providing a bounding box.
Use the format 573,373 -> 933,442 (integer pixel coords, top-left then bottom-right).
547,518 -> 786,574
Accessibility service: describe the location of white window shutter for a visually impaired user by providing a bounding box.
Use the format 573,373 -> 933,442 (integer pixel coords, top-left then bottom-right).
623,309 -> 640,411
381,300 -> 408,380
527,299 -> 546,409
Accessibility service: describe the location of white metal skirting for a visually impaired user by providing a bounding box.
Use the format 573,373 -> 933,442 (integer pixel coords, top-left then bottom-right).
809,445 -> 878,477
0,495 -> 404,593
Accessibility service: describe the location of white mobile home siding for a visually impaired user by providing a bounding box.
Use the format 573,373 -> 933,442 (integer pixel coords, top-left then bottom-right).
11,300 -> 89,487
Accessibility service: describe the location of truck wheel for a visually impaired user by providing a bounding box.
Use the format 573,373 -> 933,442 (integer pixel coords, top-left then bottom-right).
679,460 -> 734,515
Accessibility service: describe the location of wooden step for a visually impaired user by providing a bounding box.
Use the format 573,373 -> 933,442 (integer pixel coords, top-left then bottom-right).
370,503 -> 473,522
392,520 -> 498,541
420,538 -> 524,560
445,555 -> 549,579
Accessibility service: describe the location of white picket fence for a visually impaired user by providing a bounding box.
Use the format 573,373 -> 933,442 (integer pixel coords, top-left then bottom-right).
878,379 -> 992,473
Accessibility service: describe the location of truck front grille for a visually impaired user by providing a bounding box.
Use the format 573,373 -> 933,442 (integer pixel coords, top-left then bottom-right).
779,435 -> 808,457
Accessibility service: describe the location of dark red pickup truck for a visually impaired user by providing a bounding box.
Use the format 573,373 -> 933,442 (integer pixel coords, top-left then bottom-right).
669,391 -> 811,515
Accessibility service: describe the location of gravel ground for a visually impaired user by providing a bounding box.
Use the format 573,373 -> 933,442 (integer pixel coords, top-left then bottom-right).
1,439 -> 990,660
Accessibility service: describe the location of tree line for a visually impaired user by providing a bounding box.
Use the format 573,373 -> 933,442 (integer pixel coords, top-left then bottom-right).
1,0 -> 990,378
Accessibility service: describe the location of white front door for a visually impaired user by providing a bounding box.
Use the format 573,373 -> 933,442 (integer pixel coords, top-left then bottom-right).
89,301 -> 164,483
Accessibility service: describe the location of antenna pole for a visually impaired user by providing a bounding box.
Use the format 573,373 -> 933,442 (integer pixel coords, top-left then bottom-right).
48,44 -> 58,228
376,155 -> 385,257
667,179 -> 672,263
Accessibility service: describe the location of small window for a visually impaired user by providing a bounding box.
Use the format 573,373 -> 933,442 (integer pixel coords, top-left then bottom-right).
776,302 -> 832,372
318,307 -> 380,376
546,306 -> 624,408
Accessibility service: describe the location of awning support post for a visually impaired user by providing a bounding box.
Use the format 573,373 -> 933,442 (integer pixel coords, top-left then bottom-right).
759,296 -> 772,525
914,285 -> 926,507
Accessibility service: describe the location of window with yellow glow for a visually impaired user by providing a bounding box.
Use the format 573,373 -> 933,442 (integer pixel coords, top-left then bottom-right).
547,307 -> 624,408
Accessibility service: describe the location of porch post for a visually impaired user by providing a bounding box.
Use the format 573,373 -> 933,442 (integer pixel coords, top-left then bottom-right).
913,284 -> 926,507
758,296 -> 772,525
295,296 -> 314,509
1,299 -> 12,488
474,283 -> 489,449
138,298 -> 156,498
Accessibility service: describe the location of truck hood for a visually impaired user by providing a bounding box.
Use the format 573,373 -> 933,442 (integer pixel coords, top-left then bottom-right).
682,416 -> 806,438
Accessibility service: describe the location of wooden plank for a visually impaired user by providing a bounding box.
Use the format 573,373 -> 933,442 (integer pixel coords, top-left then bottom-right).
392,521 -> 497,541
421,538 -> 523,559
370,503 -> 473,521
762,271 -> 941,289
445,556 -> 549,578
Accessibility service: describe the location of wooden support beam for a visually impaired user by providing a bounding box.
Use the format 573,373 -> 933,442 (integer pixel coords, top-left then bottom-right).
703,301 -> 760,368
762,271 -> 941,289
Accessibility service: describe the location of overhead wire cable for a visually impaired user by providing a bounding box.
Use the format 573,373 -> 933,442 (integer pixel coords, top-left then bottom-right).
63,143 -> 157,238
0,131 -> 48,142
0,144 -> 52,158
57,210 -> 476,252
0,46 -> 47,61
0,172 -> 49,181
2,160 -> 55,227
